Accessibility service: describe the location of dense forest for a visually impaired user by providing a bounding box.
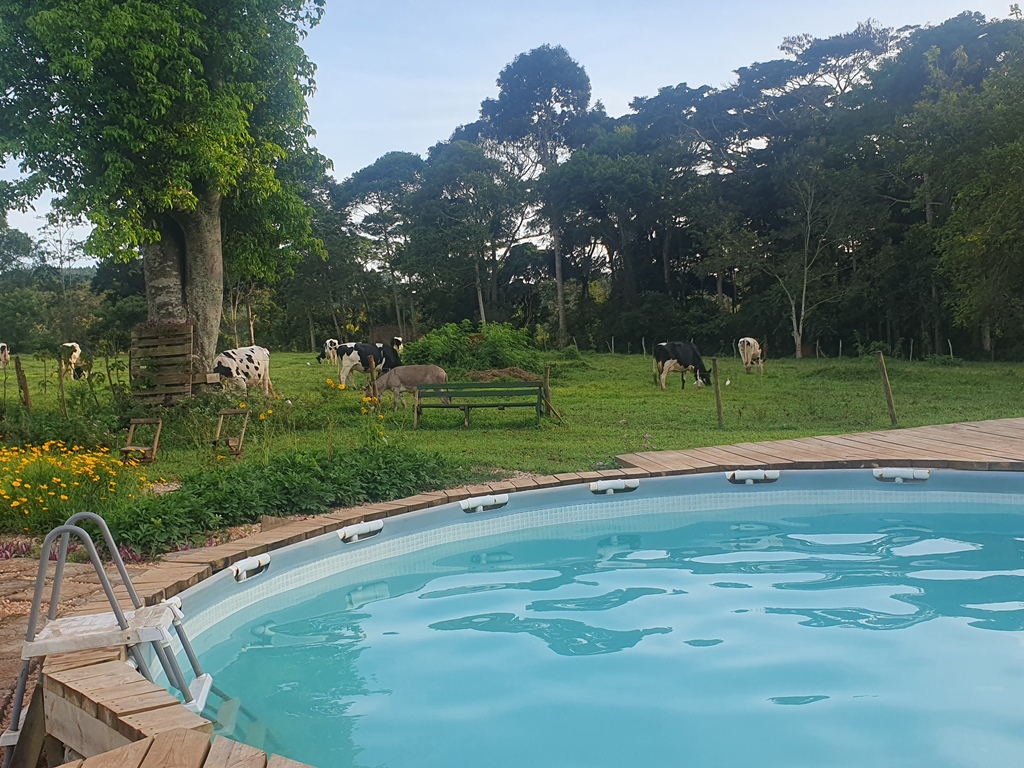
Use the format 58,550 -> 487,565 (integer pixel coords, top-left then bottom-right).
2,10 -> 1024,361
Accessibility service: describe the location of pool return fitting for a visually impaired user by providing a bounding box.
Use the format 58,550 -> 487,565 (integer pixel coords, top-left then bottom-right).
1,513 -> 216,767
590,479 -> 640,494
460,494 -> 510,513
338,519 -> 385,542
872,467 -> 932,483
725,469 -> 781,485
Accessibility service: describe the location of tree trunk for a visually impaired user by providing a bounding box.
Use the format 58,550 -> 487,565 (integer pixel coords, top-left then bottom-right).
489,246 -> 499,307
791,304 -> 803,359
388,267 -> 405,339
661,229 -> 671,287
246,303 -> 255,345
331,303 -> 342,340
474,258 -> 488,325
307,309 -> 316,352
552,226 -> 568,348
981,323 -> 992,354
144,190 -> 224,369
143,226 -> 187,325
716,272 -> 725,310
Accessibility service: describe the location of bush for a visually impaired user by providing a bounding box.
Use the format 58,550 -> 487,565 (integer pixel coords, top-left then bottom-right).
924,354 -> 965,367
404,321 -> 543,374
105,444 -> 462,557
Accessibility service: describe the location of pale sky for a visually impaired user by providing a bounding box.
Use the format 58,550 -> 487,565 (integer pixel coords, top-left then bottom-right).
4,1 -> 1012,238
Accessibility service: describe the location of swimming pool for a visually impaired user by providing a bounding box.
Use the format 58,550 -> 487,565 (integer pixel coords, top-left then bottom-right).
173,469 -> 1024,767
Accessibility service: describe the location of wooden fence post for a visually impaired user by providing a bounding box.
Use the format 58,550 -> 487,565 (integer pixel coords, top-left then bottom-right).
14,356 -> 31,412
877,351 -> 898,428
368,356 -> 379,405
712,358 -> 724,428
543,365 -> 552,416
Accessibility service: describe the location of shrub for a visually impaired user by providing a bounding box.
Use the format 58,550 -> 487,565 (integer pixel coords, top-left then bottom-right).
404,322 -> 542,374
105,444 -> 462,558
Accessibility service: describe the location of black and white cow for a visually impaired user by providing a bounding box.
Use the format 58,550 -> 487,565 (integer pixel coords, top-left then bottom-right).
738,337 -> 765,374
59,342 -> 87,380
317,338 -> 340,364
213,346 -> 276,397
338,341 -> 403,388
0,343 -> 9,369
653,341 -> 712,390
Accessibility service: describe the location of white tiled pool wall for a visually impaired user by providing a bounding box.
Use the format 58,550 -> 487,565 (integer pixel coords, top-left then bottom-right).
173,467 -> 1024,651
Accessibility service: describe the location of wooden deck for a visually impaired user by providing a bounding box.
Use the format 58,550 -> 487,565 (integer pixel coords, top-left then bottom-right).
60,728 -> 308,767
617,417 -> 1024,475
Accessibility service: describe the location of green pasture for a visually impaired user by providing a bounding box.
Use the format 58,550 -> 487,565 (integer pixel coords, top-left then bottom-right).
3,351 -> 1021,478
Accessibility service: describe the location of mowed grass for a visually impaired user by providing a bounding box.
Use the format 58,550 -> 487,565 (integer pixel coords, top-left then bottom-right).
3,351 -> 1022,480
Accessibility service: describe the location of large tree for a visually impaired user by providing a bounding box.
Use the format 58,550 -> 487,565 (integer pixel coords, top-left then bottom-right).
0,0 -> 325,366
478,44 -> 592,346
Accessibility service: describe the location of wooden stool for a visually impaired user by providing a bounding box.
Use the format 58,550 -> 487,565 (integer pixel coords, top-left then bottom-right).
120,418 -> 162,464
213,408 -> 250,458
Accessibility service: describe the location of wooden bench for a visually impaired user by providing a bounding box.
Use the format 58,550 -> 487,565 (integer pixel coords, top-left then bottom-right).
120,419 -> 162,464
414,381 -> 544,428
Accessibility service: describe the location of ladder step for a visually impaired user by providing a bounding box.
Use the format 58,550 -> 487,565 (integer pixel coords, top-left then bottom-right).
22,604 -> 175,659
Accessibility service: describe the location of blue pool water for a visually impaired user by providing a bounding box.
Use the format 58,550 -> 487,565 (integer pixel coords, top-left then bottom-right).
180,473 -> 1024,767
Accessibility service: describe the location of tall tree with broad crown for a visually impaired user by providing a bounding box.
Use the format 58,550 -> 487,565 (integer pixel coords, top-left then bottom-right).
478,44 -> 591,347
0,0 -> 325,367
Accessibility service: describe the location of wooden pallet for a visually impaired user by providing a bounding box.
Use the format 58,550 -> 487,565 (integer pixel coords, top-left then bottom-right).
130,325 -> 194,406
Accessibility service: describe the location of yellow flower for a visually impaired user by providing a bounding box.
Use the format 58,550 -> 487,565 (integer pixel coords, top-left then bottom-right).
60,495 -> 68,500
339,383 -> 346,390
361,408 -> 368,415
10,501 -> 19,507
259,413 -> 266,420
239,402 -> 247,409
266,409 -> 273,414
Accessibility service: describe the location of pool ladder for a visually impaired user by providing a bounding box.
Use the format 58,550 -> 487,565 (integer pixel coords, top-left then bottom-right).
1,512 -> 212,768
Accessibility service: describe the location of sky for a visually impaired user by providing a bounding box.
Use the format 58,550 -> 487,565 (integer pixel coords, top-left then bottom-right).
3,0 -> 1012,239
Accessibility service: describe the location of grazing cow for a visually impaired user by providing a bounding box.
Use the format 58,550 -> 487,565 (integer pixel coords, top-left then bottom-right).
317,338 -> 340,364
653,341 -> 712,390
337,341 -> 403,388
366,364 -> 448,409
59,342 -> 86,380
738,337 -> 764,374
0,343 -> 9,369
213,346 -> 276,397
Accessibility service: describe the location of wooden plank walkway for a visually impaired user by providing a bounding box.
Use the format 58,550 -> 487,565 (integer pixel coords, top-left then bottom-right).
617,417 -> 1024,474
60,728 -> 308,767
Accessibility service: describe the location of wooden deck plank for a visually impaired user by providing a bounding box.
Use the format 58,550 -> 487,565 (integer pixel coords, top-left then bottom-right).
900,424 -> 1008,454
734,440 -> 834,466
266,756 -> 314,768
695,442 -> 777,466
79,737 -> 153,768
204,736 -> 267,768
138,728 -> 210,768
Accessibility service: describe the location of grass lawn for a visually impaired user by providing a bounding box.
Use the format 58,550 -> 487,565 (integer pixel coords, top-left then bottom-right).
5,351 -> 1019,480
